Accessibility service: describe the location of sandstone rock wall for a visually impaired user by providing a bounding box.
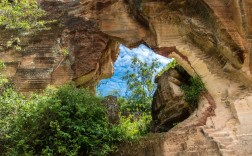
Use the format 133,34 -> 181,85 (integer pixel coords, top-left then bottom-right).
1,0 -> 252,155
98,1 -> 252,155
0,0 -> 120,93
152,68 -> 190,133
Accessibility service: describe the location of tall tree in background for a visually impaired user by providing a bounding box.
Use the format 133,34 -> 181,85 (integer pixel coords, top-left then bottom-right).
122,56 -> 161,113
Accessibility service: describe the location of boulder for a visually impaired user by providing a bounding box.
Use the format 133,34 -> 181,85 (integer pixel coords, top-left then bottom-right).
102,95 -> 120,125
152,68 -> 190,132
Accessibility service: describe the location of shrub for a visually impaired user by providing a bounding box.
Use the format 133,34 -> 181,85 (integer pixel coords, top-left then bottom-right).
117,96 -> 152,139
118,113 -> 151,140
0,85 -> 126,156
181,75 -> 205,109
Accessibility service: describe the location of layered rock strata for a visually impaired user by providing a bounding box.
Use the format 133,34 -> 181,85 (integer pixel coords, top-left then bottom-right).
152,68 -> 190,133
1,0 -> 252,155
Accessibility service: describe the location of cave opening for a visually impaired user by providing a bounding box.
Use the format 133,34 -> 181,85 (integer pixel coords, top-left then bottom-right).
97,44 -> 171,97
97,44 -> 197,133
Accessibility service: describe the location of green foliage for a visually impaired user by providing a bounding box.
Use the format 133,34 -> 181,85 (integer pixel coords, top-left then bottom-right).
6,37 -> 22,51
118,113 -> 151,139
117,97 -> 151,138
122,56 -> 161,113
0,60 -> 6,70
157,59 -> 177,76
0,84 -> 128,156
0,60 -> 8,87
61,48 -> 69,57
181,75 -> 205,108
115,56 -> 160,137
0,0 -> 48,31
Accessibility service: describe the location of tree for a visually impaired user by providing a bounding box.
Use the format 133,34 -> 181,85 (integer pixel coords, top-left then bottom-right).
122,56 -> 161,113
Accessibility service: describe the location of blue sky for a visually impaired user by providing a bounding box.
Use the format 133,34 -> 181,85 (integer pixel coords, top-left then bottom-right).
97,44 -> 171,96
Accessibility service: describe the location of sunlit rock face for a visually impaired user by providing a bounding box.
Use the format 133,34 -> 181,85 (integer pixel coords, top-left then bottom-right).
1,0 -> 252,155
0,1 -> 120,93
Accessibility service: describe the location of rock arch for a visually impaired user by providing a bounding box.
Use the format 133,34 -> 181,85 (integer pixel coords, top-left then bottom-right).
96,1 -> 252,155
1,0 -> 252,155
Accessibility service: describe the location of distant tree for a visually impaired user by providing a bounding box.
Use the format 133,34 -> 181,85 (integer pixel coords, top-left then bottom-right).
122,56 -> 161,113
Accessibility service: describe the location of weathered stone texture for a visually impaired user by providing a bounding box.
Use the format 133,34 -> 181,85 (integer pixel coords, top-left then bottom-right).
112,127 -> 222,156
152,68 -> 190,133
102,96 -> 120,125
1,0 -> 252,155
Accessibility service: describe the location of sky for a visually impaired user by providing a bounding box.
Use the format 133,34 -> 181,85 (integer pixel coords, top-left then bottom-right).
97,44 -> 172,96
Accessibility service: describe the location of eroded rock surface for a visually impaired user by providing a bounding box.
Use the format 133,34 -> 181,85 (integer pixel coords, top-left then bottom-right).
152,68 -> 190,133
1,0 -> 252,155
102,96 -> 120,125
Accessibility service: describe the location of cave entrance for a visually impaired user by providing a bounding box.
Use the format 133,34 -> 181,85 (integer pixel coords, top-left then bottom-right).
97,44 -> 194,133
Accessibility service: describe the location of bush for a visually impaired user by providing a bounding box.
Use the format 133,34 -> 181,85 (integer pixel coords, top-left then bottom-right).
118,113 -> 151,140
0,85 -> 126,156
181,75 -> 205,109
117,96 -> 152,139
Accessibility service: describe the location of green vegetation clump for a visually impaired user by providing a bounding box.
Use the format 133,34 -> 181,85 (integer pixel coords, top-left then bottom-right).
0,60 -> 8,87
118,113 -> 151,139
181,75 -> 205,108
0,0 -> 49,31
157,59 -> 177,76
61,48 -> 70,57
0,84 -> 138,156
